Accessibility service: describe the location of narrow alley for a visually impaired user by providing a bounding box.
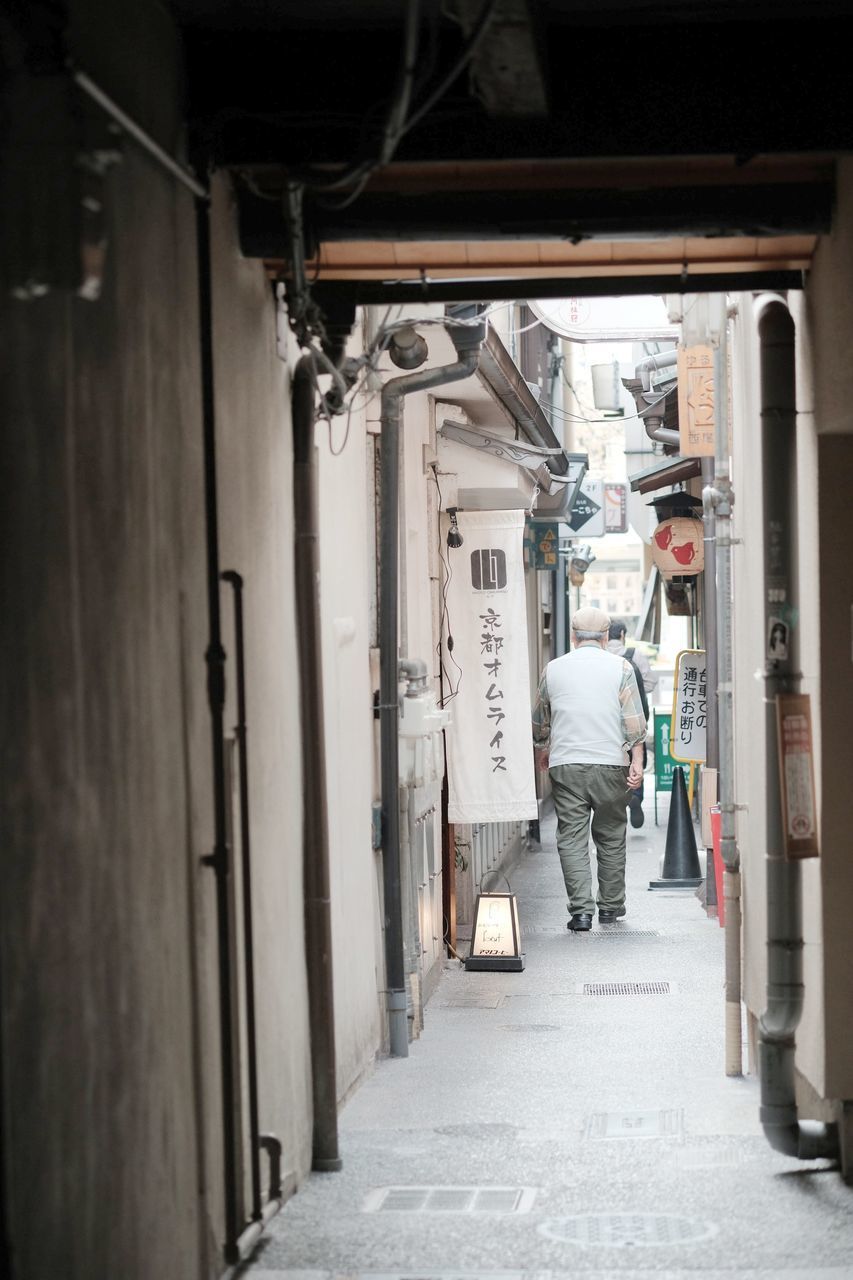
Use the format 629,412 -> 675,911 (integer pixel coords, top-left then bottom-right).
241,800 -> 853,1280
6,5 -> 853,1279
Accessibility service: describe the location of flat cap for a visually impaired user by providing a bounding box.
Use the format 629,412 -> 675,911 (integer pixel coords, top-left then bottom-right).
571,605 -> 611,634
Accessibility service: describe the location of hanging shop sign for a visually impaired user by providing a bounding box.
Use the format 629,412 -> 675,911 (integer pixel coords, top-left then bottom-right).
651,516 -> 704,578
567,477 -> 605,537
776,693 -> 819,858
677,344 -> 716,456
604,483 -> 628,533
443,510 -> 538,824
670,649 -> 707,764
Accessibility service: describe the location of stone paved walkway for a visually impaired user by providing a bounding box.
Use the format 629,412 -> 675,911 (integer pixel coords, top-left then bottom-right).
240,796 -> 853,1279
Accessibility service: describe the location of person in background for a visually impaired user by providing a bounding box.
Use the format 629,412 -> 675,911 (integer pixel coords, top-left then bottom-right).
532,607 -> 647,932
607,618 -> 657,828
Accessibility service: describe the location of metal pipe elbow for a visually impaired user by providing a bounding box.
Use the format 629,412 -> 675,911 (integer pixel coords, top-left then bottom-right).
762,1119 -> 839,1161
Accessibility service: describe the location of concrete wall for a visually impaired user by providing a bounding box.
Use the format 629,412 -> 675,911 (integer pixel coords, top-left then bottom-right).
0,7 -> 326,1273
316,315 -> 383,1093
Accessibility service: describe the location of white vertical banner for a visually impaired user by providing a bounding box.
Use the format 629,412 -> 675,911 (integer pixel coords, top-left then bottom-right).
443,510 -> 538,823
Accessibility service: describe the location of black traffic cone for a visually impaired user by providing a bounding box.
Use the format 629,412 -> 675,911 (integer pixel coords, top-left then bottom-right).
649,766 -> 703,889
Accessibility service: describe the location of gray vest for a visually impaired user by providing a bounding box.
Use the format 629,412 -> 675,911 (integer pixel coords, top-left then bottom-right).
546,645 -> 627,767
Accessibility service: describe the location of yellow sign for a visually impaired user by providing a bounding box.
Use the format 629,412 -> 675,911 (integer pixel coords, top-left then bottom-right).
677,344 -> 715,456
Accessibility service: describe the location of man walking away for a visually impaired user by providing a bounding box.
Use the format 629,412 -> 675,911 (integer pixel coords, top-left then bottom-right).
532,607 -> 647,931
607,618 -> 656,828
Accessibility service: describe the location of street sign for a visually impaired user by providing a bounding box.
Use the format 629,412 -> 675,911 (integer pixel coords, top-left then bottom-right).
654,710 -> 678,793
567,478 -> 605,537
670,649 -> 707,763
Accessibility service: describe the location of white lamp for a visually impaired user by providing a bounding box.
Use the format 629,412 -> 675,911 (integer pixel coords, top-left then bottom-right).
464,873 -> 524,972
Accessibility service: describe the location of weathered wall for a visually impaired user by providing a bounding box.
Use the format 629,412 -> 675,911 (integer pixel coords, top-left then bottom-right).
1,115 -> 209,1280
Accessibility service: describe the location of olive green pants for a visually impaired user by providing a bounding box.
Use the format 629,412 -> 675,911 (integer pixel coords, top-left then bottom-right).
550,763 -> 630,915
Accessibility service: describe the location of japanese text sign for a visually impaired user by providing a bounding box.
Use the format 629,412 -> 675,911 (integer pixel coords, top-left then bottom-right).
444,510 -> 538,824
677,344 -> 716,457
670,649 -> 707,763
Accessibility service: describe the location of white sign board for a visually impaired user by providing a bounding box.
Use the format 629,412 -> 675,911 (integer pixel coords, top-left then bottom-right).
670,649 -> 707,763
567,477 -> 605,537
529,295 -> 679,343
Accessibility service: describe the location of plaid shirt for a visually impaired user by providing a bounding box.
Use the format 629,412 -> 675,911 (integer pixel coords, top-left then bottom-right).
532,644 -> 647,756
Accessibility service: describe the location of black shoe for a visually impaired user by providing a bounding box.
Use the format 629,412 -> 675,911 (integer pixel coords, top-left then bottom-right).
629,796 -> 645,828
567,912 -> 593,931
598,907 -> 627,924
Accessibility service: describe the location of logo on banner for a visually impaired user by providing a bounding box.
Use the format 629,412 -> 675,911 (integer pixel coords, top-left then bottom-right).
470,549 -> 507,591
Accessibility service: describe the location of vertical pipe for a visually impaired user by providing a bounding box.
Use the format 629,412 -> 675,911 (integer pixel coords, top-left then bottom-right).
195,195 -> 240,1263
380,349 -> 480,1057
757,301 -> 837,1159
221,571 -> 262,1222
292,357 -> 342,1172
710,326 -> 743,1076
701,454 -> 719,913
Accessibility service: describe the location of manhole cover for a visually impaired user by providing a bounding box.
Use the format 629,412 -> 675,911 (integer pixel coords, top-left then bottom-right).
580,981 -> 673,995
364,1186 -> 536,1214
585,1109 -> 684,1139
538,1213 -> 716,1247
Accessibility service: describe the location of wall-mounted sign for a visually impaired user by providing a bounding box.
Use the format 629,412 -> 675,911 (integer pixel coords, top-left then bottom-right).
670,649 -> 707,764
523,520 -> 559,569
604,483 -> 628,533
776,693 -> 819,858
677,344 -> 716,456
651,516 -> 704,578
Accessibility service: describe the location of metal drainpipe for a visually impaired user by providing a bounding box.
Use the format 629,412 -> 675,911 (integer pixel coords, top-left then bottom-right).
292,355 -> 342,1171
704,318 -> 743,1077
380,335 -> 482,1057
757,300 -> 838,1160
399,660 -> 429,1036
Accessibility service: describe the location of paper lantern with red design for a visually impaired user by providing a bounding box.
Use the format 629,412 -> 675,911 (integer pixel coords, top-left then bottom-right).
651,516 -> 704,578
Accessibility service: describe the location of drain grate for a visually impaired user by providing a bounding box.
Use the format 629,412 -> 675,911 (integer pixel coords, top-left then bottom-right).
538,1212 -> 716,1247
581,980 -> 672,995
585,1108 -> 684,1139
524,926 -> 660,938
364,1186 -> 536,1214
